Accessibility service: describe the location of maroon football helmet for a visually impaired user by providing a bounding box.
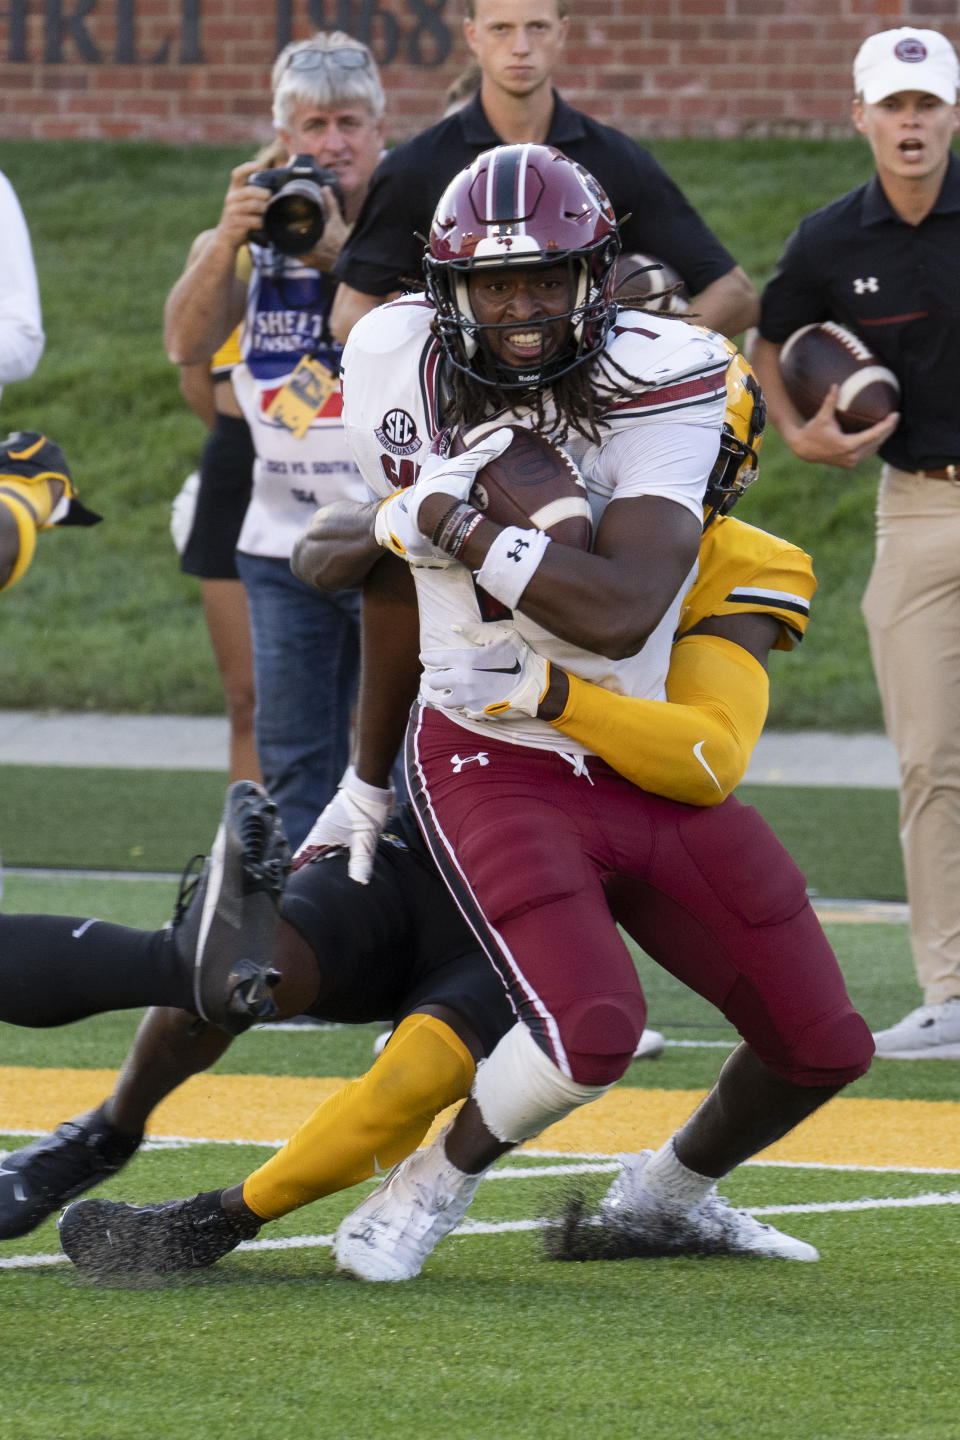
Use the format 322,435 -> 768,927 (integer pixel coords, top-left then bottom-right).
425,143 -> 620,389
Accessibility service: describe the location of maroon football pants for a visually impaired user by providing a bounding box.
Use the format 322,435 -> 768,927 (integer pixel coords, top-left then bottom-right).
409,704 -> 873,1087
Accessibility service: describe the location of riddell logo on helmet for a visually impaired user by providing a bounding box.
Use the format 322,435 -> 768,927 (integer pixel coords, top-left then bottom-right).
894,38 -> 928,62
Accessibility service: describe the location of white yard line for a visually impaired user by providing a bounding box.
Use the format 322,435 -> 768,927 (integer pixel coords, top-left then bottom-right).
5,1189 -> 960,1271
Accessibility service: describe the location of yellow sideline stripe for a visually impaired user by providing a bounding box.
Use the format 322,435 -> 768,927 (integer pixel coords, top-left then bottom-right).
1,1067 -> 959,1169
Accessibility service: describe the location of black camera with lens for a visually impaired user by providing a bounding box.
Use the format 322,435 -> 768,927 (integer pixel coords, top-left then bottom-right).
248,154 -> 346,257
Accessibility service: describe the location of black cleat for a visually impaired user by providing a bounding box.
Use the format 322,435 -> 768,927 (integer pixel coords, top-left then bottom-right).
58,1189 -> 261,1280
0,1107 -> 142,1240
172,781 -> 290,1035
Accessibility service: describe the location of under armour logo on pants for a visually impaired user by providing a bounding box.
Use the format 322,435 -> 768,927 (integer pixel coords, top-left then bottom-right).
451,752 -> 489,772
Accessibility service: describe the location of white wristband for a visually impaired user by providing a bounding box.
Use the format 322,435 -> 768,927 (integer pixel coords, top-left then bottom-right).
474,527 -> 551,611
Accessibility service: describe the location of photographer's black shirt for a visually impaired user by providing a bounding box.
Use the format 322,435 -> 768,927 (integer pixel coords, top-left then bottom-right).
333,91 -> 737,301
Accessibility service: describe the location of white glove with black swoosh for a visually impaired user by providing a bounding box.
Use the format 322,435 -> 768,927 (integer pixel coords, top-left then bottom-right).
421,623 -> 550,721
292,765 -> 393,884
374,427 -> 514,564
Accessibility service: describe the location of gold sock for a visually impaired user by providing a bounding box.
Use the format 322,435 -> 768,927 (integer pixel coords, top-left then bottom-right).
242,1013 -> 475,1221
0,490 -> 37,591
0,467 -> 65,531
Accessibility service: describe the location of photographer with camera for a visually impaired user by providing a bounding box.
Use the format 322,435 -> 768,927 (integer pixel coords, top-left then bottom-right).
164,31 -> 388,849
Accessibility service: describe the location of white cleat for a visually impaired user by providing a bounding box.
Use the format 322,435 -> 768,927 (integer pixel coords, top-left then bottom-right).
334,1131 -> 484,1282
632,1028 -> 665,1060
600,1150 -> 819,1261
873,999 -> 960,1059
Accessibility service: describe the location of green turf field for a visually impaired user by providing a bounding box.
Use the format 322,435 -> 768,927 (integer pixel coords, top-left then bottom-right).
1,776 -> 957,1440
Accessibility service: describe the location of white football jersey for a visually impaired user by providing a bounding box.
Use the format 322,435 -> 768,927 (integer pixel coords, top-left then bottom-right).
341,297 -> 730,753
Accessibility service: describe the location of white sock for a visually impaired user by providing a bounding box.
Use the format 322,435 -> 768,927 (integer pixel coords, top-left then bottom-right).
422,1126 -> 485,1194
638,1137 -> 716,1213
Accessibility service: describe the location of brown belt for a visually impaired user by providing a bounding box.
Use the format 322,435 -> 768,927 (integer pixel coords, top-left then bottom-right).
914,466 -> 960,481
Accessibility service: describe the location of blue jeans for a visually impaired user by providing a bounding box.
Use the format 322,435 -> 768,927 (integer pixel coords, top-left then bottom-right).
235,552 -> 360,851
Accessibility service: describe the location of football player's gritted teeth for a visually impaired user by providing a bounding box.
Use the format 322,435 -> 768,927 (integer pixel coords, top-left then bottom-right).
507,330 -> 545,350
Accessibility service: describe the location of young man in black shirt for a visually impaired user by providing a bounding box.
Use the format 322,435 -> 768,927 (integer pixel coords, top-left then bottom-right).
751,27 -> 960,1058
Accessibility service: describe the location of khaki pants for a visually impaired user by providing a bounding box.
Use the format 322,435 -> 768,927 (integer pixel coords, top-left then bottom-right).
862,465 -> 960,1004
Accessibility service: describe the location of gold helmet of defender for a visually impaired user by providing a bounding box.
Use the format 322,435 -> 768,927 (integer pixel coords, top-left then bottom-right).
704,350 -> 766,528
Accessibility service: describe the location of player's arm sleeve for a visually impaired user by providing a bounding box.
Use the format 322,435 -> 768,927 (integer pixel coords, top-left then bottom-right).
681,525 -> 817,653
0,490 -> 36,591
550,632 -> 769,806
0,174 -> 44,384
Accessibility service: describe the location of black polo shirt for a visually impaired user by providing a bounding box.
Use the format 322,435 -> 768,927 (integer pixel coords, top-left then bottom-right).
333,90 -> 736,300
759,152 -> 960,471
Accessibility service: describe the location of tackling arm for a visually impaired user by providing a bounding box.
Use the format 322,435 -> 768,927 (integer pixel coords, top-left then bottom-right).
352,553 -> 422,789
545,615 -> 776,805
290,497 -> 385,592
290,552 -> 420,882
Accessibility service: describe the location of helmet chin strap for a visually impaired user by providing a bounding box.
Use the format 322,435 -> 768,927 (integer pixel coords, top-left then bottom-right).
454,274 -> 479,360
570,260 -> 589,343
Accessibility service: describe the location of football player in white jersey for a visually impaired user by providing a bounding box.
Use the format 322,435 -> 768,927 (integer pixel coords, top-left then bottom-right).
48,366 -> 836,1282
284,144 -> 873,1284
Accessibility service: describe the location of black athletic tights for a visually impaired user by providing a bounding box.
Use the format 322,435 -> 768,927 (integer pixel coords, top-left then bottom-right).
0,914 -> 189,1026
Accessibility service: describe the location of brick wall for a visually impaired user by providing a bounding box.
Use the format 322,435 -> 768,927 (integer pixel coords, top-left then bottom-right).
0,1 -> 958,144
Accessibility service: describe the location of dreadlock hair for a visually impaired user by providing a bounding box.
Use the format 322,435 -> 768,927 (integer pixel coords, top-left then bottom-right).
436,355 -> 601,446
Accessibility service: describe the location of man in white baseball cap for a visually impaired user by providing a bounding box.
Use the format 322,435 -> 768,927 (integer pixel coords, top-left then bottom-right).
751,25 -> 960,1058
854,26 -> 959,105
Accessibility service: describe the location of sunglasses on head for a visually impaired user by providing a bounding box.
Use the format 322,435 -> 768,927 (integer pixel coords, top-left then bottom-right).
284,46 -> 371,74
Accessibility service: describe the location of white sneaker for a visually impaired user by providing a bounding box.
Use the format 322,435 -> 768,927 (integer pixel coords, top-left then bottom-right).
334,1132 -> 484,1282
633,1028 -> 665,1060
873,999 -> 960,1059
600,1151 -> 819,1261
